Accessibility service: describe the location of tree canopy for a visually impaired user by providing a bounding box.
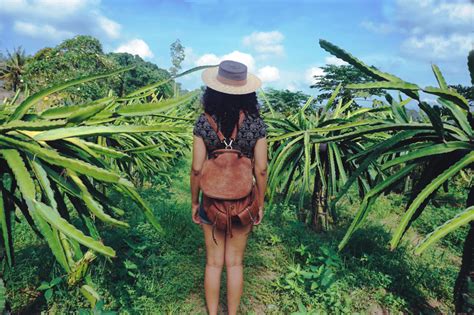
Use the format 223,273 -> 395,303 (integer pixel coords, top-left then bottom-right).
108,52 -> 173,97
260,88 -> 312,116
310,64 -> 383,106
22,35 -> 174,103
23,35 -> 117,102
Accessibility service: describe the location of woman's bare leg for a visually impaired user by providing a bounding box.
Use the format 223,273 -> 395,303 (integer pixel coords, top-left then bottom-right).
202,224 -> 226,315
225,223 -> 253,315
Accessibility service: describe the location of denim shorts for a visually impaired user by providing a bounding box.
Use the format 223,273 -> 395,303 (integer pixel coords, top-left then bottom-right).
198,196 -> 212,225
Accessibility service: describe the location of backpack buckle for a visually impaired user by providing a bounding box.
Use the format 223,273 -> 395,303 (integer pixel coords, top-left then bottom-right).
222,138 -> 233,149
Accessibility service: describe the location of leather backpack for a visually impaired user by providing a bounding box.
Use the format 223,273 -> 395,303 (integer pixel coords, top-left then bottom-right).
199,110 -> 260,244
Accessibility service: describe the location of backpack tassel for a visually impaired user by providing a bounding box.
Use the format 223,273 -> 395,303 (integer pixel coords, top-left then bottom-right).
227,205 -> 233,239
212,217 -> 218,246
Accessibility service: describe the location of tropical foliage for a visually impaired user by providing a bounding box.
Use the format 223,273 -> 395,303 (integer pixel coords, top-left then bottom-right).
265,87 -> 387,231
0,64 -> 208,305
0,47 -> 28,92
20,36 -> 176,105
108,52 -> 173,97
310,64 -> 384,106
1,33 -> 472,313
318,39 -> 473,312
23,36 -> 118,102
259,88 -> 311,116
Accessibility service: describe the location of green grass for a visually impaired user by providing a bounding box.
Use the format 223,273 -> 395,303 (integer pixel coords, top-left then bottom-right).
4,156 -> 464,313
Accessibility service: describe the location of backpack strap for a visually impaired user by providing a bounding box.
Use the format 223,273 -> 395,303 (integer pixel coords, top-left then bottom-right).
204,110 -> 245,145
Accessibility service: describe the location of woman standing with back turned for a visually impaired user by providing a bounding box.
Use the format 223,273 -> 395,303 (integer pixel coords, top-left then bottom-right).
190,60 -> 268,314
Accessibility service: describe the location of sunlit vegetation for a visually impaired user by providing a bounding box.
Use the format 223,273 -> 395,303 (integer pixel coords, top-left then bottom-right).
0,35 -> 472,313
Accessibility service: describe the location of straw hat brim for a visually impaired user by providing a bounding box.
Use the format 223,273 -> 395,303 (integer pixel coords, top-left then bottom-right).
201,66 -> 262,95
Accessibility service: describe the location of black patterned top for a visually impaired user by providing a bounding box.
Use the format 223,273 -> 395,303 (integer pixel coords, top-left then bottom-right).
193,111 -> 267,159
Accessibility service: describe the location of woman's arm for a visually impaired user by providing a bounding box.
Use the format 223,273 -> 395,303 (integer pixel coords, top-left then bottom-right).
253,137 -> 268,225
190,135 -> 207,224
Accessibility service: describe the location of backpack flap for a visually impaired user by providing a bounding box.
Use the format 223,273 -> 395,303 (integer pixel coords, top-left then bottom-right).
200,149 -> 253,199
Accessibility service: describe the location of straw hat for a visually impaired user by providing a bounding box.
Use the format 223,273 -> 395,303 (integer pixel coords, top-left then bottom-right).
201,60 -> 262,95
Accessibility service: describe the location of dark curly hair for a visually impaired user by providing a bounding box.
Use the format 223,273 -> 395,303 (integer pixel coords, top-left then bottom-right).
200,86 -> 262,138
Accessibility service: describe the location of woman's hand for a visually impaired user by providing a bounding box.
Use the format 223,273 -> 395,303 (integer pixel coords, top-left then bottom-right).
253,206 -> 264,225
192,202 -> 201,225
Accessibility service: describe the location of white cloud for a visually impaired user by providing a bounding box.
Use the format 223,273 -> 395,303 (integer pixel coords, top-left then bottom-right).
0,0 -> 89,19
115,39 -> 154,59
196,53 -> 221,66
221,51 -> 256,72
181,47 -> 199,68
242,31 -> 285,57
401,33 -> 473,60
286,83 -> 298,92
360,20 -> 396,35
257,66 -> 280,82
0,0 -> 122,40
394,0 -> 473,32
305,67 -> 325,85
361,0 -> 473,61
13,21 -> 73,39
97,15 -> 121,39
196,50 -> 256,72
325,56 -> 348,66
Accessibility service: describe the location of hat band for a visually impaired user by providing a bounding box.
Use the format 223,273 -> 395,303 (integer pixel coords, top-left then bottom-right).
216,74 -> 247,86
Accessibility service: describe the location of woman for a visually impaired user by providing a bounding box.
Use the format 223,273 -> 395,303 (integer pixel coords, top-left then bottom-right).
190,60 -> 268,315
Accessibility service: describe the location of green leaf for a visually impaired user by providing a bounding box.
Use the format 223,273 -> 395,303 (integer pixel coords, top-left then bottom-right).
29,160 -> 70,271
125,65 -> 213,97
309,123 -> 434,144
67,103 -> 109,124
338,164 -> 417,250
332,130 -> 422,206
258,89 -> 276,117
319,39 -> 403,82
44,289 -> 53,301
39,97 -> 114,120
269,130 -> 305,142
80,285 -> 101,307
415,206 -> 474,254
419,102 -> 444,140
390,98 -> 409,123
438,99 -> 473,136
9,67 -> 133,121
26,199 -> 116,257
431,64 -> 448,89
423,86 -> 469,111
118,185 -> 163,233
1,149 -> 35,199
324,83 -> 341,112
34,125 -> 185,141
346,82 -> 420,90
50,277 -> 62,287
0,190 -> 12,266
390,151 -> 474,249
381,142 -> 473,170
71,139 -> 129,159
327,143 -> 337,197
303,132 -> 311,193
117,90 -> 199,116
37,282 -> 51,291
0,120 -> 67,132
332,144 -> 347,184
69,172 -> 129,228
0,135 -> 132,186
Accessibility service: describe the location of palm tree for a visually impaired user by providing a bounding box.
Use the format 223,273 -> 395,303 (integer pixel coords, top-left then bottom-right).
0,47 -> 27,92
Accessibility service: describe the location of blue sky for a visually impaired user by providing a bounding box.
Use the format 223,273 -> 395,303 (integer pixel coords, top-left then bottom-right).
0,0 -> 472,96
